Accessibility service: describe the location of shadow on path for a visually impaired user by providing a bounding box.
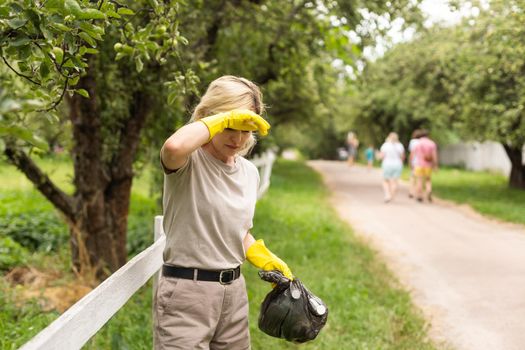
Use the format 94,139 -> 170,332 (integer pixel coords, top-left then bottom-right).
309,161 -> 525,350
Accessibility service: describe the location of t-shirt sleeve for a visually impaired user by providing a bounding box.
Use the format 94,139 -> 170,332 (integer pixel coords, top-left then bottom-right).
161,150 -> 193,177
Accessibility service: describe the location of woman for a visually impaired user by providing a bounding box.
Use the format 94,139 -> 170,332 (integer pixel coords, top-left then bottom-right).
378,132 -> 405,203
346,131 -> 359,166
157,75 -> 293,349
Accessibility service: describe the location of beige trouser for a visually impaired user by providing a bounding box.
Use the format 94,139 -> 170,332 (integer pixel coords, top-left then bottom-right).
154,274 -> 250,350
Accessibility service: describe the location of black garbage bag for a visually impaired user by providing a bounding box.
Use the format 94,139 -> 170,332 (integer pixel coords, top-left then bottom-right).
258,270 -> 328,343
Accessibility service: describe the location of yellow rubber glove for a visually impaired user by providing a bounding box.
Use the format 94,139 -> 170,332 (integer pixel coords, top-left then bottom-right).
199,109 -> 270,141
246,239 -> 293,280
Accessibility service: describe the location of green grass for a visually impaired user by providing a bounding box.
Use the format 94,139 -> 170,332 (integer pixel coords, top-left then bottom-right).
404,167 -> 525,225
1,159 -> 437,349
0,279 -> 61,350
433,168 -> 525,225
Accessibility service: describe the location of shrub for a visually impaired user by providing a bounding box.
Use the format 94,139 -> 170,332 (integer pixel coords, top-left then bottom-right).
0,236 -> 28,270
0,212 -> 68,253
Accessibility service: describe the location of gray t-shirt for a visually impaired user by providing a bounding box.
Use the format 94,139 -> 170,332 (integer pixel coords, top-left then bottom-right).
162,147 -> 259,270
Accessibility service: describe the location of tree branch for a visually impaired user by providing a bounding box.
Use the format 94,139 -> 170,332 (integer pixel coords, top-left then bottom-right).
1,53 -> 42,86
37,76 -> 69,112
4,145 -> 77,221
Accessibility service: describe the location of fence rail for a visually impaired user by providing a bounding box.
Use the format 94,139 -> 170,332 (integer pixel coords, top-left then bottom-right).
19,150 -> 276,350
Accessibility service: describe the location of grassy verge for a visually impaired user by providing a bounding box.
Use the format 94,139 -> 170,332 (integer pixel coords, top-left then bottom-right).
1,159 -> 436,349
433,168 -> 525,225
404,167 -> 525,226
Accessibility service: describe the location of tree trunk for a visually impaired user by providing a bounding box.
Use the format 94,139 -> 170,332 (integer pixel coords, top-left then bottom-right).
503,144 -> 525,189
67,61 -> 111,278
67,61 -> 152,280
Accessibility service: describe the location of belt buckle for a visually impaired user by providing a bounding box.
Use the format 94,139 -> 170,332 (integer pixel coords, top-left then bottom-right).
219,269 -> 235,285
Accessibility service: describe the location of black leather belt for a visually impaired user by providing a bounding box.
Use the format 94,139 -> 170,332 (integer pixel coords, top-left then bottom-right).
162,264 -> 241,285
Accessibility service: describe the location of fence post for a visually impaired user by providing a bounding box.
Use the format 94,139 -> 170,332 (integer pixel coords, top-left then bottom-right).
256,150 -> 276,198
152,215 -> 164,348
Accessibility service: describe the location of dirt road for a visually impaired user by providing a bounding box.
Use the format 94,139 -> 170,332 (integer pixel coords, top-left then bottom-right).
308,161 -> 525,350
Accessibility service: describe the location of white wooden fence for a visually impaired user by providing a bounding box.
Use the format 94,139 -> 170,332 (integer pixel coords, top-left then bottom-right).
19,150 -> 277,350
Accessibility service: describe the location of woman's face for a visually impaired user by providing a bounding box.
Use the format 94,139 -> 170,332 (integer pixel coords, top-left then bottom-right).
207,128 -> 252,163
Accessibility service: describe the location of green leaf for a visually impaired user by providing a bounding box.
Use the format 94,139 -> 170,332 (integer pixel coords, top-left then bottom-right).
10,36 -> 31,47
71,56 -> 88,70
24,9 -> 41,28
106,10 -> 121,18
44,0 -> 65,9
64,0 -> 82,17
79,46 -> 99,55
62,59 -> 75,68
117,8 -> 135,16
7,18 -> 28,29
18,45 -> 32,60
0,125 -> 49,151
78,9 -> 106,20
78,22 -> 105,39
115,52 -> 127,61
50,22 -> 72,32
135,56 -> 143,73
39,61 -> 51,78
52,47 -> 64,64
69,75 -> 80,86
75,89 -> 90,98
39,23 -> 54,40
78,32 -> 97,47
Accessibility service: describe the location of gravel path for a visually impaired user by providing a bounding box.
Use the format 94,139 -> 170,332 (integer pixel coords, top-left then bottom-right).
308,161 -> 525,350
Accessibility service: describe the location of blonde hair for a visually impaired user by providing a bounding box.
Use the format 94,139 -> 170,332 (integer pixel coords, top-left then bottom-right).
386,132 -> 399,143
191,75 -> 265,156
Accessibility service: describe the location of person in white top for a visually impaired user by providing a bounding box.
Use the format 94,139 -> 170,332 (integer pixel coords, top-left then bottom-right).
378,132 -> 405,202
158,76 -> 293,349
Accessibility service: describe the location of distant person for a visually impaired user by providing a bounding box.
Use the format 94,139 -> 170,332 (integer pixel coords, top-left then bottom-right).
413,129 -> 438,202
408,129 -> 422,198
346,131 -> 359,166
365,144 -> 375,169
378,132 -> 405,203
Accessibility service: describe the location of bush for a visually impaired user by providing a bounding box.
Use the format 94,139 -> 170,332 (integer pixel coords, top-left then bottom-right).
0,236 -> 28,270
0,212 -> 68,253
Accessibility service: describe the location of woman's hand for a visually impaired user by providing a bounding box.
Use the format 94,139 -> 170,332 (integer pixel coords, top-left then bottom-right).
246,239 -> 293,280
200,109 -> 270,141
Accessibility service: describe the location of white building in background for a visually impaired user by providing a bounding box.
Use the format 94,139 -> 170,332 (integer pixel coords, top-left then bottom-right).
439,142 -> 525,176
